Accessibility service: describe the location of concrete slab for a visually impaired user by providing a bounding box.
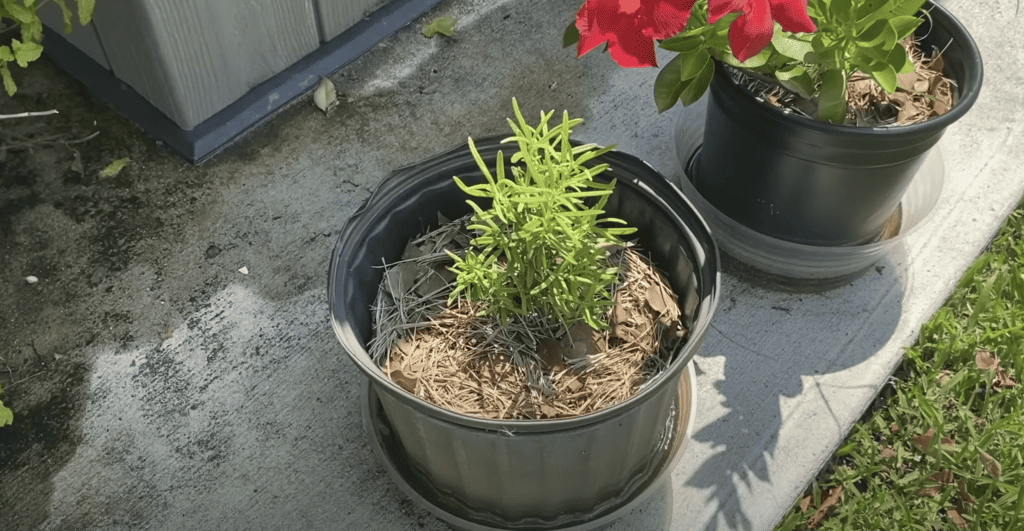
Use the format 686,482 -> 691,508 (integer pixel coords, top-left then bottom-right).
0,0 -> 1020,530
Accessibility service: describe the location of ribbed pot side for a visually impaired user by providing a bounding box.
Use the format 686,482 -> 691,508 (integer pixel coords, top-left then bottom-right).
693,1 -> 982,246
329,136 -> 720,528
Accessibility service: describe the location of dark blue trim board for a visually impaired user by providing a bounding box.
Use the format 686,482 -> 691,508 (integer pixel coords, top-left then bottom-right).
43,0 -> 445,164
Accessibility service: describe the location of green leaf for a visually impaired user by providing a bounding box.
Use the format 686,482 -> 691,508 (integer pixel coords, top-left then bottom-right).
1,63 -> 15,96
891,0 -> 928,17
562,20 -> 580,48
772,32 -> 814,62
889,16 -> 922,41
100,158 -> 130,178
3,0 -> 35,23
816,69 -> 848,123
865,61 -> 898,93
12,38 -> 44,68
888,45 -> 914,74
0,400 -> 11,426
53,0 -> 74,33
856,19 -> 897,49
0,45 -> 13,62
76,0 -> 96,25
828,0 -> 855,22
680,59 -> 714,106
678,47 -> 710,81
659,33 -> 703,53
719,41 -> 773,68
854,0 -> 893,26
422,16 -> 455,38
775,64 -> 815,98
651,55 -> 684,112
0,385 -> 11,427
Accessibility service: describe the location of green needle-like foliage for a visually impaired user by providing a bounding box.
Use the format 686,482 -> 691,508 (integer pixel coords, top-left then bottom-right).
447,98 -> 636,330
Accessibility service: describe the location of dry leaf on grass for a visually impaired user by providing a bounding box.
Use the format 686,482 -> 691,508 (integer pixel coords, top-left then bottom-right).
937,370 -> 952,385
918,469 -> 956,497
980,450 -> 1002,478
947,508 -> 969,528
957,479 -> 976,505
799,494 -> 813,513
914,428 -> 936,453
975,349 -> 999,370
931,469 -> 955,485
807,485 -> 844,529
974,349 -> 1019,391
994,367 -> 1018,391
880,446 -> 897,459
890,422 -> 900,434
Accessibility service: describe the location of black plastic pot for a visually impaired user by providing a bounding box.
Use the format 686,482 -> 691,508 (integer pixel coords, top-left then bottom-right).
329,135 -> 720,529
693,1 -> 982,246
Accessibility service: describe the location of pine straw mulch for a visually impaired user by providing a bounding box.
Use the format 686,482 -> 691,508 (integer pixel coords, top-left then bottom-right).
367,216 -> 687,421
733,35 -> 958,127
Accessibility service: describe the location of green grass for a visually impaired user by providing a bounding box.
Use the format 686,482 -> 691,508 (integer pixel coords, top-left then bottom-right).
776,196 -> 1024,531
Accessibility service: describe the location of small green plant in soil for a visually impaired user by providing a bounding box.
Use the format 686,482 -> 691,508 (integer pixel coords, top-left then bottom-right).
0,384 -> 12,426
1,0 -> 95,96
447,98 -> 636,331
775,196 -> 1024,530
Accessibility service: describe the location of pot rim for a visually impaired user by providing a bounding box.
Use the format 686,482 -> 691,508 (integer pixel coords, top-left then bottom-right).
329,135 -> 720,432
711,1 -> 983,138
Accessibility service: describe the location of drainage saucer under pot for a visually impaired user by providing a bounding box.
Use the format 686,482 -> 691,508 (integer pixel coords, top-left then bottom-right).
673,106 -> 945,292
361,362 -> 696,531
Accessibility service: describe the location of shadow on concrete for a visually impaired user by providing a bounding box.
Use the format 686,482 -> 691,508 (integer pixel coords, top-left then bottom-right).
683,243 -> 910,531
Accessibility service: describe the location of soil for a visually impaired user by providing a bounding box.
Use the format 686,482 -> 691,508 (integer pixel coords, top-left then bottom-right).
371,221 -> 686,421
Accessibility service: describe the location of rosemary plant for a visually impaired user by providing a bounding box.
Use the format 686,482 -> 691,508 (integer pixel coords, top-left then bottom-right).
447,98 -> 636,330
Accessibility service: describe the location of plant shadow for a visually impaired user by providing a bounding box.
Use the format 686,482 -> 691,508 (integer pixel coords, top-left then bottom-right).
680,242 -> 910,530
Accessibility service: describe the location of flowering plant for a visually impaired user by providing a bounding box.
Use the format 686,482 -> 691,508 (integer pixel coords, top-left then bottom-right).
565,0 -> 929,123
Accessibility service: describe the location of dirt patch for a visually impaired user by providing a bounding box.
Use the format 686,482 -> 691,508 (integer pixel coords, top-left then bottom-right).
0,57 -> 224,528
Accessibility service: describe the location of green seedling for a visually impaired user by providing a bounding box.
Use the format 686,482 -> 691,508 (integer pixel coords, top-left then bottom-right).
447,98 -> 636,330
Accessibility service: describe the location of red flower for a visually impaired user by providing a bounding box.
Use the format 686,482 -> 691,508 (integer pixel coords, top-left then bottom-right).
709,0 -> 816,61
576,0 -> 697,68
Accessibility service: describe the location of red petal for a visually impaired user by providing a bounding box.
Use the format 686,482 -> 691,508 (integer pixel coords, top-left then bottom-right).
576,0 -> 699,68
576,0 -> 617,57
729,0 -> 773,61
607,32 -> 659,67
644,0 -> 696,39
708,0 -> 748,23
769,0 -> 816,33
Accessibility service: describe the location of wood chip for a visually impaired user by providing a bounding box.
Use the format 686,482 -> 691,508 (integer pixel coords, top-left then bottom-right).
390,368 -> 418,394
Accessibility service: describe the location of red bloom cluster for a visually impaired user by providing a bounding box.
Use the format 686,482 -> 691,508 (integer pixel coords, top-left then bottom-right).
708,0 -> 816,61
576,0 -> 816,67
576,0 -> 697,68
